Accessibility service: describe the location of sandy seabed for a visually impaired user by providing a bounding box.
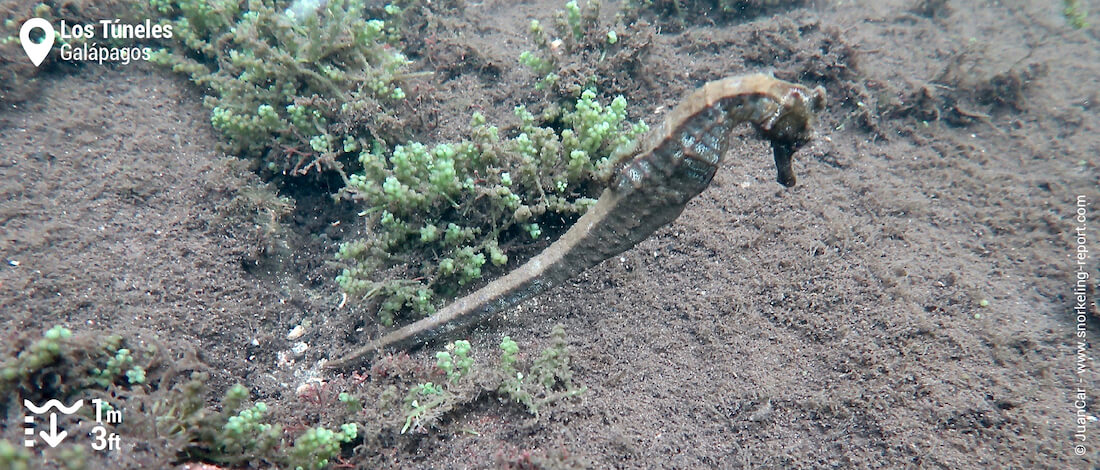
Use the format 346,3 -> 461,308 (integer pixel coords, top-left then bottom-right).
2,0 -> 1099,468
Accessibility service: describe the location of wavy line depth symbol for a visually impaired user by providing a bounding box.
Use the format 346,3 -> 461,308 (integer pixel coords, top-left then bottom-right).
24,399 -> 83,415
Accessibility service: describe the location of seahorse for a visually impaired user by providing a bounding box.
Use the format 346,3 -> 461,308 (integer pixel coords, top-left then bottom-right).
326,73 -> 826,369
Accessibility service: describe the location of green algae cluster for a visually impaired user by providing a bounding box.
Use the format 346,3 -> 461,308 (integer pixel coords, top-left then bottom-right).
396,326 -> 585,434
153,374 -> 357,469
336,91 -> 647,325
519,0 -> 653,99
0,326 -> 152,402
149,0 -> 410,176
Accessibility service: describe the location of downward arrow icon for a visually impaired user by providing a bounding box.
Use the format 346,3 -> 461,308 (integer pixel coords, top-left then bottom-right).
39,413 -> 67,447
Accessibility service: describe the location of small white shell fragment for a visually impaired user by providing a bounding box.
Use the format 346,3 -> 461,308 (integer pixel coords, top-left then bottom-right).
287,324 -> 306,340
291,341 -> 309,355
276,350 -> 294,367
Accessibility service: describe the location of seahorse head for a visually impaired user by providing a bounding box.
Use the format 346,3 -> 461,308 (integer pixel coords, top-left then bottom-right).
761,82 -> 827,146
762,82 -> 826,187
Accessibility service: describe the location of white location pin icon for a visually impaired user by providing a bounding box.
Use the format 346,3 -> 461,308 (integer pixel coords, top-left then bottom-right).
20,18 -> 55,67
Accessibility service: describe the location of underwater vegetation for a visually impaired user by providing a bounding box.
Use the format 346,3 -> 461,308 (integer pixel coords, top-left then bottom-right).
331,1 -> 650,325
335,91 -> 648,324
396,325 -> 585,435
519,0 -> 652,99
149,0 -> 412,176
0,325 -> 583,467
1064,0 -> 1089,29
